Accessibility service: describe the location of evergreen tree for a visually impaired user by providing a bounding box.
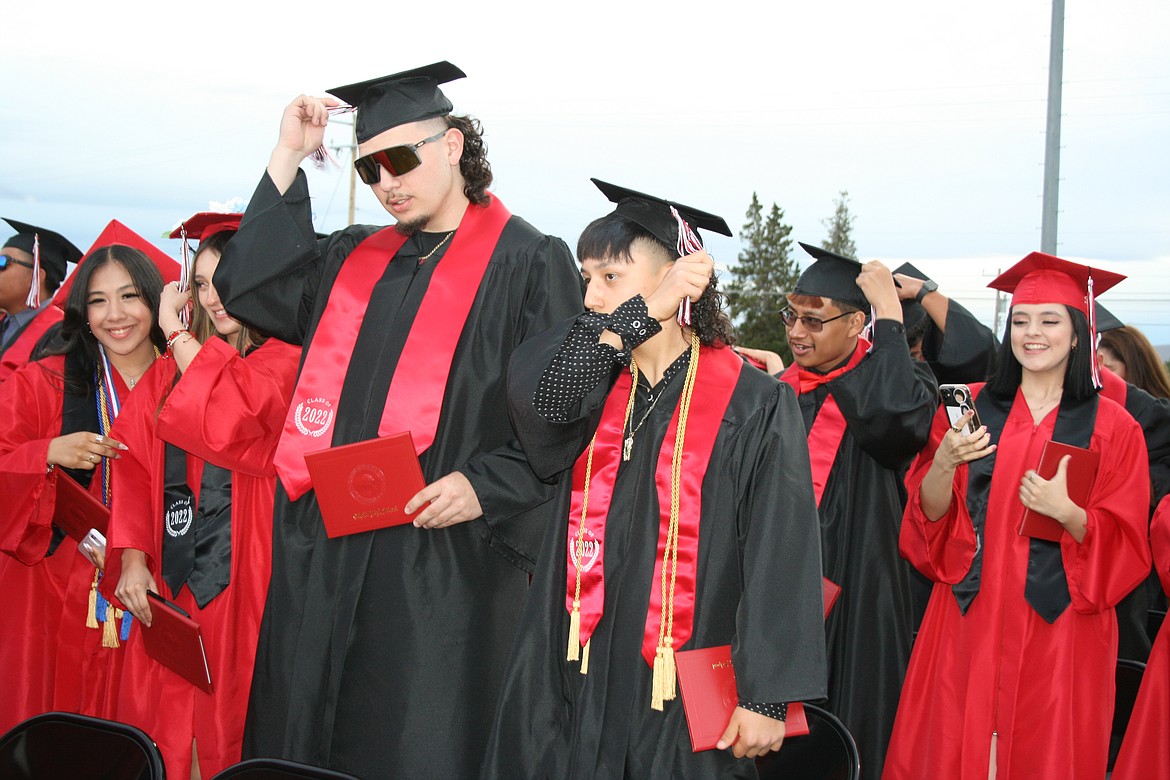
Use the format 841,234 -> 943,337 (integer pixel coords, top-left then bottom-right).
724,193 -> 800,363
821,190 -> 858,258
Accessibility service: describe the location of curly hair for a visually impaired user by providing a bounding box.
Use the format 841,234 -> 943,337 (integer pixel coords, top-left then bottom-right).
577,213 -> 735,348
1098,326 -> 1170,399
444,114 -> 492,206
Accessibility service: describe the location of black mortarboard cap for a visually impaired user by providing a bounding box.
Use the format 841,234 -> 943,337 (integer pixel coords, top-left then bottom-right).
793,242 -> 869,311
1094,302 -> 1124,333
328,61 -> 466,143
893,261 -> 931,327
2,218 -> 83,289
591,178 -> 732,252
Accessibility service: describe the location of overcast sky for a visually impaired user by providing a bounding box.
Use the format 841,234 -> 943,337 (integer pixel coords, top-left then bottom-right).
3,0 -> 1168,343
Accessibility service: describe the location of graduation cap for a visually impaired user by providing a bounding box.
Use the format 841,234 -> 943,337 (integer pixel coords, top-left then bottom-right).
893,261 -> 932,330
167,212 -> 242,242
792,242 -> 870,311
591,178 -> 732,252
988,251 -> 1127,386
2,218 -> 84,302
53,220 -> 182,307
328,61 -> 465,144
1094,302 -> 1124,334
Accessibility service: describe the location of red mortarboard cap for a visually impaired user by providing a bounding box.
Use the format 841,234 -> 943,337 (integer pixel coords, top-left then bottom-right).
168,212 -> 242,242
987,251 -> 1125,316
52,220 -> 181,307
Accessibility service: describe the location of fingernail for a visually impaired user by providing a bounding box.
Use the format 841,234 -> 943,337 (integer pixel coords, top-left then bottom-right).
118,443 -> 129,450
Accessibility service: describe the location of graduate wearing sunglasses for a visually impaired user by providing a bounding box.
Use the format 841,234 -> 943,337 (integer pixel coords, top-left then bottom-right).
774,244 -> 937,780
211,61 -> 583,779
0,219 -> 83,384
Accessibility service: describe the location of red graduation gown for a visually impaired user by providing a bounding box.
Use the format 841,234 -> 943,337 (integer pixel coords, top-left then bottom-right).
103,338 -> 298,779
0,305 -> 63,385
884,389 -> 1151,780
1112,494 -> 1170,780
0,356 -> 132,733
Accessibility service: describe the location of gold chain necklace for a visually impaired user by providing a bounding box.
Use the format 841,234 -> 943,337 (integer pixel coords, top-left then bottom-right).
419,231 -> 454,262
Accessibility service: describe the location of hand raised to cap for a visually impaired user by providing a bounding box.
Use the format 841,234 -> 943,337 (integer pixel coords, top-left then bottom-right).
644,250 -> 713,323
855,260 -> 902,322
268,95 -> 342,194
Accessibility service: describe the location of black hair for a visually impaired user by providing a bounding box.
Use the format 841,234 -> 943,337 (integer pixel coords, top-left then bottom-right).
42,245 -> 166,395
985,305 -> 1095,402
577,213 -> 736,348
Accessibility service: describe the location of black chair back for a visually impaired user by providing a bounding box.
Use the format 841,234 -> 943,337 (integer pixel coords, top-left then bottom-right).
755,702 -> 861,780
0,711 -> 164,780
210,757 -> 361,779
1109,658 -> 1146,772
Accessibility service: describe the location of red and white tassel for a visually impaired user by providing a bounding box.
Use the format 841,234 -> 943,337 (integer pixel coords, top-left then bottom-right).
24,234 -> 41,308
308,105 -> 356,171
1087,273 -> 1101,388
177,226 -> 192,328
670,206 -> 704,326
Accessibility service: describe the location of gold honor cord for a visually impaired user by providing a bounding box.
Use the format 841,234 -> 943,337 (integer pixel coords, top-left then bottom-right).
651,332 -> 700,711
567,360 -> 640,674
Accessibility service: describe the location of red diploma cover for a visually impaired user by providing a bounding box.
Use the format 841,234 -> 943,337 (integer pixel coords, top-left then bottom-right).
142,591 -> 213,693
822,577 -> 842,617
304,432 -> 427,538
675,645 -> 810,752
1018,440 -> 1100,542
53,470 -> 110,541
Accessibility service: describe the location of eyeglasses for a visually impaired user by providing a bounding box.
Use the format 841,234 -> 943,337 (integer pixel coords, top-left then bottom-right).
353,129 -> 449,185
0,254 -> 35,272
780,307 -> 854,333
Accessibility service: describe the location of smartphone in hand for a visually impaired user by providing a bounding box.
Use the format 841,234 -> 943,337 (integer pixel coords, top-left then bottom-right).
940,383 -> 982,435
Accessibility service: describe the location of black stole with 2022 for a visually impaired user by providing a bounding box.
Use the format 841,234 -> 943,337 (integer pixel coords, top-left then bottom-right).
161,442 -> 233,608
952,389 -> 1098,623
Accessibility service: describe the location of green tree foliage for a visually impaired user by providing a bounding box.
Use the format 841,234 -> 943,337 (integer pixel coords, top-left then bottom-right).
821,190 -> 858,258
724,193 -> 801,363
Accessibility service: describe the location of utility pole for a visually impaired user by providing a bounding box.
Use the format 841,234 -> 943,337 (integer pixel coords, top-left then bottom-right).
329,119 -> 358,226
1041,0 -> 1065,253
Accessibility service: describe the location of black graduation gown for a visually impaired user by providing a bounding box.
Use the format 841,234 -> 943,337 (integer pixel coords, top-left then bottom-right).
213,171 -> 584,778
482,321 -> 828,780
917,298 -> 998,385
791,321 -> 936,780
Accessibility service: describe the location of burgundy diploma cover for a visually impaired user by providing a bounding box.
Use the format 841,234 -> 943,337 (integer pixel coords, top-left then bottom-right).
1018,440 -> 1100,542
675,645 -> 810,752
53,470 -> 110,541
304,431 -> 426,538
142,591 -> 213,693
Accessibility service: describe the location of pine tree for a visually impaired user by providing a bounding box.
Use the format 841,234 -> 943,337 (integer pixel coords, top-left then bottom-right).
821,190 -> 858,258
724,193 -> 800,362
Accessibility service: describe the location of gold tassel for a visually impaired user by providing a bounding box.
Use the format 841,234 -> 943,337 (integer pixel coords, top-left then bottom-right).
86,571 -> 100,629
660,645 -> 677,702
651,646 -> 666,711
566,602 -> 581,662
101,605 -> 120,648
580,638 -> 590,675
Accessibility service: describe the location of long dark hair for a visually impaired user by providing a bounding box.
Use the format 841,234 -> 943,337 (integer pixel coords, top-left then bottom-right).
985,305 -> 1095,402
42,245 -> 167,395
577,214 -> 736,348
1099,326 -> 1170,399
444,114 -> 492,207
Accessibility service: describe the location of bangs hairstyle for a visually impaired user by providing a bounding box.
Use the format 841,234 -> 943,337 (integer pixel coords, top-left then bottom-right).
44,244 -> 167,395
985,305 -> 1095,402
577,213 -> 736,348
190,232 -> 268,357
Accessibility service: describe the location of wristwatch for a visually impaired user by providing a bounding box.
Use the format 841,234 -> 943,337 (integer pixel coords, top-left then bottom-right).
914,279 -> 939,303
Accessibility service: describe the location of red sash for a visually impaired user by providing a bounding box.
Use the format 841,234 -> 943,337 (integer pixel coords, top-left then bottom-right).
0,306 -> 63,383
274,194 -> 512,500
565,346 -> 742,667
779,339 -> 868,507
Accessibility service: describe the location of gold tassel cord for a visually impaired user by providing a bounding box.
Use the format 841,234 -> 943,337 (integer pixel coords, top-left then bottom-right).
86,568 -> 100,629
580,638 -> 591,675
101,603 -> 120,648
650,333 -> 700,711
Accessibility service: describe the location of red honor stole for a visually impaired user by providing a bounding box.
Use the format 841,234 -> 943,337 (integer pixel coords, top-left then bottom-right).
564,344 -> 742,703
779,338 -> 869,506
274,194 -> 512,500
